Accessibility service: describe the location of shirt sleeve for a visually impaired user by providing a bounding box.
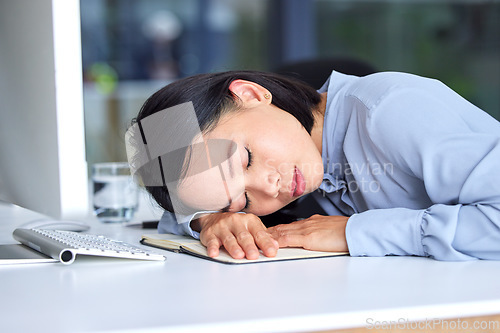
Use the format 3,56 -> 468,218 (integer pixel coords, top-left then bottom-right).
158,211 -> 215,239
345,81 -> 500,261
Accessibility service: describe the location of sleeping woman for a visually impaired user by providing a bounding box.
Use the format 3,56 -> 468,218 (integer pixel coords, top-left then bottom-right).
128,70 -> 500,261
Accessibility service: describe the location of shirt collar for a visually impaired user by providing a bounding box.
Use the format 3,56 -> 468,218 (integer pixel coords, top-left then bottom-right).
318,70 -> 354,187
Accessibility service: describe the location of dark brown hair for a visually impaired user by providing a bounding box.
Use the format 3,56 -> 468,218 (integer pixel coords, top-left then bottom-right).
133,70 -> 321,216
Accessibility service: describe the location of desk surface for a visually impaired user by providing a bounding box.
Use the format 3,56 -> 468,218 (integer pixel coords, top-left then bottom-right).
1,202 -> 500,333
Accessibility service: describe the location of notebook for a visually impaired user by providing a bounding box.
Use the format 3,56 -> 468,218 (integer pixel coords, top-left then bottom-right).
141,233 -> 348,264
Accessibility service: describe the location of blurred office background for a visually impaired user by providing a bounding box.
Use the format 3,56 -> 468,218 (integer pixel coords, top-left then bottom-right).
80,0 -> 500,169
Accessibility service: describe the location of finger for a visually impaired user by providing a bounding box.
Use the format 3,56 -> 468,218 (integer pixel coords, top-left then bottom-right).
229,216 -> 262,260
235,231 -> 260,260
232,228 -> 260,260
255,230 -> 279,257
268,224 -> 294,239
248,224 -> 278,258
269,223 -> 309,248
268,220 -> 306,235
203,236 -> 222,258
220,232 -> 245,259
274,233 -> 308,249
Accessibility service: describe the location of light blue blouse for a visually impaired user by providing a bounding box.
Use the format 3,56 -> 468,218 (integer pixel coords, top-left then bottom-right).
159,70 -> 500,261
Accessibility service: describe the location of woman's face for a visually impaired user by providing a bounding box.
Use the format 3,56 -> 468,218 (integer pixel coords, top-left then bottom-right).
177,103 -> 324,216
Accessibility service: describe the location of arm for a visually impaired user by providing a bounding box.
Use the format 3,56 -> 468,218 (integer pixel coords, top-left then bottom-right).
270,78 -> 500,260
348,84 -> 500,260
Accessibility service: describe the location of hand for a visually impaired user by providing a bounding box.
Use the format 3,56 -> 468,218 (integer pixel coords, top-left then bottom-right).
268,215 -> 350,253
192,212 -> 279,260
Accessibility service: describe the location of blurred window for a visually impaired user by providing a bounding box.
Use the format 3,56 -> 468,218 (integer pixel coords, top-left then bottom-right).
80,0 -> 499,168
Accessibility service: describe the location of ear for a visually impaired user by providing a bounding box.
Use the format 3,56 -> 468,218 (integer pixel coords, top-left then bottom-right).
228,79 -> 271,108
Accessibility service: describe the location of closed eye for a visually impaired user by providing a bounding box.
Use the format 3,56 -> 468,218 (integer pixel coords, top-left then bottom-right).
244,192 -> 251,210
243,146 -> 252,210
245,146 -> 252,169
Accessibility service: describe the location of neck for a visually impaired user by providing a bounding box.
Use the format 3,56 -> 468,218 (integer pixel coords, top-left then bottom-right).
310,92 -> 327,154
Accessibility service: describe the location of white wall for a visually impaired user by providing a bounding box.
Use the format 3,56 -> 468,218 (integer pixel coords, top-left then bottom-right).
0,0 -> 88,219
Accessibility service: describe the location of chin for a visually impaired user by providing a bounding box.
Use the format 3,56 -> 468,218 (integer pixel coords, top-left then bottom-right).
303,181 -> 320,196
312,175 -> 324,190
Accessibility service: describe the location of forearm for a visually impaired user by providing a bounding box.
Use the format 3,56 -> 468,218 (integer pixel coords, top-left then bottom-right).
346,208 -> 425,258
346,203 -> 500,261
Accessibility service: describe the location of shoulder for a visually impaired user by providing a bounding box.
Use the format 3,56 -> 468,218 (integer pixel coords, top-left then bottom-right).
341,73 -> 469,163
329,71 -> 456,143
337,71 -> 443,111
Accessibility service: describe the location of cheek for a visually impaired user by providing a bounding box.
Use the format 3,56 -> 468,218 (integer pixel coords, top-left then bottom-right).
304,157 -> 325,190
177,168 -> 233,212
311,167 -> 325,188
255,137 -> 295,166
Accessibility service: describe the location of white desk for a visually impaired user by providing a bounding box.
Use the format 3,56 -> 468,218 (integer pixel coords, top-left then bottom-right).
1,202 -> 500,333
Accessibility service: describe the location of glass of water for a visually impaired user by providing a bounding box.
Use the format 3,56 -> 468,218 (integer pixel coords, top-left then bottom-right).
92,162 -> 138,223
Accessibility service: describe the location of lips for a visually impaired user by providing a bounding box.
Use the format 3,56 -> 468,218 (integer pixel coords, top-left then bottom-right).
291,167 -> 306,197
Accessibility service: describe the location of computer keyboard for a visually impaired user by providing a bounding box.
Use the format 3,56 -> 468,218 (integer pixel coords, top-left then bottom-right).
12,228 -> 166,265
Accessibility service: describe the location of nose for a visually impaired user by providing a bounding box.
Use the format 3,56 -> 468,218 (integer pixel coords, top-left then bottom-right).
247,169 -> 280,198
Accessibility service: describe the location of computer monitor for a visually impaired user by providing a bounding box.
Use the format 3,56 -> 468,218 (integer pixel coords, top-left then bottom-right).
0,0 -> 89,220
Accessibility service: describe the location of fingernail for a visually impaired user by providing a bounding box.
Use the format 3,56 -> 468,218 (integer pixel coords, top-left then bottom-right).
266,246 -> 277,257
247,250 -> 259,259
